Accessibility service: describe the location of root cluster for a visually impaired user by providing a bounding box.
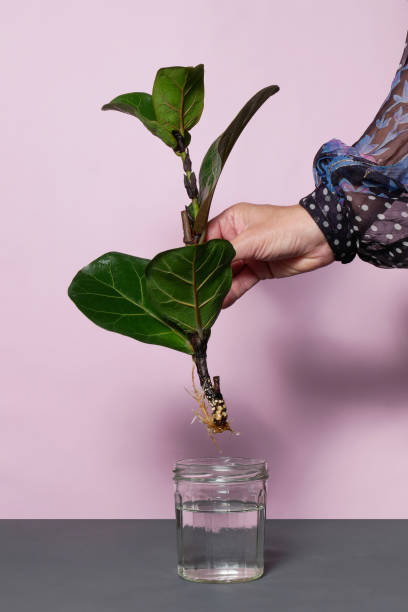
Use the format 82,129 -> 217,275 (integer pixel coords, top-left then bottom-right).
187,366 -> 239,450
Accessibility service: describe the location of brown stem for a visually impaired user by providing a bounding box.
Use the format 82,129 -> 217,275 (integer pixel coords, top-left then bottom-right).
174,133 -> 228,427
190,333 -> 228,427
181,210 -> 194,245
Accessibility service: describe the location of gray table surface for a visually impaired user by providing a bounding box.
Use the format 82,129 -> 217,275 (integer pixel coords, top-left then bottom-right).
1,520 -> 408,611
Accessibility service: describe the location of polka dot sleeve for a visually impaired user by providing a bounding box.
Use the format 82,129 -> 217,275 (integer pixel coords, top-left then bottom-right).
300,31 -> 408,269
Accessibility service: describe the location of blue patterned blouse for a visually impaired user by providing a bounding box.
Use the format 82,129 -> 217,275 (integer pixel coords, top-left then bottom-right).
300,30 -> 408,268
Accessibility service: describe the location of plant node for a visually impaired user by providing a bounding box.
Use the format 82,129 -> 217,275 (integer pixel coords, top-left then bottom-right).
188,366 -> 238,450
172,130 -> 186,153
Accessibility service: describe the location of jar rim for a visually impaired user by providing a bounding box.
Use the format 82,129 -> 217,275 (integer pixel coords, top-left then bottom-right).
173,456 -> 268,482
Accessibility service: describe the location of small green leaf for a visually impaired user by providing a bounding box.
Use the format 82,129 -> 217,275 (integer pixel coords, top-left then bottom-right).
68,252 -> 193,354
194,84 -> 279,235
152,65 -> 204,139
102,92 -> 178,148
145,239 -> 235,338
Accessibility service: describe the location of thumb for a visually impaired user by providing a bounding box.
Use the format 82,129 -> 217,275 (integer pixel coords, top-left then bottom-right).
230,226 -> 264,262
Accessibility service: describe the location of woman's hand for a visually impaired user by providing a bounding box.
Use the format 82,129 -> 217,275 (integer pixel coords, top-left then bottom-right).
205,203 -> 334,307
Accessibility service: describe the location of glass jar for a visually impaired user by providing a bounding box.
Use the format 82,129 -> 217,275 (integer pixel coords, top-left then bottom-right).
173,457 -> 268,583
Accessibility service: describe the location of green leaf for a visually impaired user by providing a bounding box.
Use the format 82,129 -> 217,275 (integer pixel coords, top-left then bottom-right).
152,64 -> 204,139
102,92 -> 178,148
194,84 -> 279,235
68,252 -> 193,355
145,239 -> 235,338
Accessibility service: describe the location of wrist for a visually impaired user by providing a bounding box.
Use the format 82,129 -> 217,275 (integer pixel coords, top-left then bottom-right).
292,203 -> 335,265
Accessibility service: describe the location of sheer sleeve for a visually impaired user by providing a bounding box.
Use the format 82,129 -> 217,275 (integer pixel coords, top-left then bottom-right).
300,31 -> 408,268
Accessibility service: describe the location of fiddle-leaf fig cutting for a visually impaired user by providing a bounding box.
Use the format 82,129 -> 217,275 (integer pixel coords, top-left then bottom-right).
68,63 -> 279,438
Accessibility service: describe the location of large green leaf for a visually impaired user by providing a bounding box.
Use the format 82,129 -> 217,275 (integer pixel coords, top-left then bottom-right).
194,84 -> 279,235
68,252 -> 193,354
152,65 -> 204,139
101,92 -> 181,148
145,239 -> 235,338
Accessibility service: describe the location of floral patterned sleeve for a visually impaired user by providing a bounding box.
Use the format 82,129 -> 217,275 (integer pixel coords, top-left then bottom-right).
300,31 -> 408,268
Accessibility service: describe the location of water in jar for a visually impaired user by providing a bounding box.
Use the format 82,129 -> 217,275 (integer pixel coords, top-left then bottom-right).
176,499 -> 265,582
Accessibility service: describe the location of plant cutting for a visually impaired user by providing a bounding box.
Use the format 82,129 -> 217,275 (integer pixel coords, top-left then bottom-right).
68,65 -> 279,439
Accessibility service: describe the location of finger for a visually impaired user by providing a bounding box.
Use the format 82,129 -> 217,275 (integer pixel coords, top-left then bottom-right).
223,267 -> 259,308
230,228 -> 262,262
231,259 -> 245,276
206,205 -> 243,243
222,261 -> 246,311
205,215 -> 223,241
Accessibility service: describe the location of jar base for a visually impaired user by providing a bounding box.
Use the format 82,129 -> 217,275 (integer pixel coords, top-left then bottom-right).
177,565 -> 264,583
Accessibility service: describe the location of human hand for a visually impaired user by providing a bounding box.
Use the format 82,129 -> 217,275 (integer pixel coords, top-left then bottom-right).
206,203 -> 334,307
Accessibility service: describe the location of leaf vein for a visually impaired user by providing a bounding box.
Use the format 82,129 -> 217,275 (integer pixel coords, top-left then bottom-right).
154,267 -> 192,284
81,267 -> 190,347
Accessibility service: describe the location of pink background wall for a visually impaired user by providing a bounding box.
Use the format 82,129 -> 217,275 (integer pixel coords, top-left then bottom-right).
2,0 -> 408,518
